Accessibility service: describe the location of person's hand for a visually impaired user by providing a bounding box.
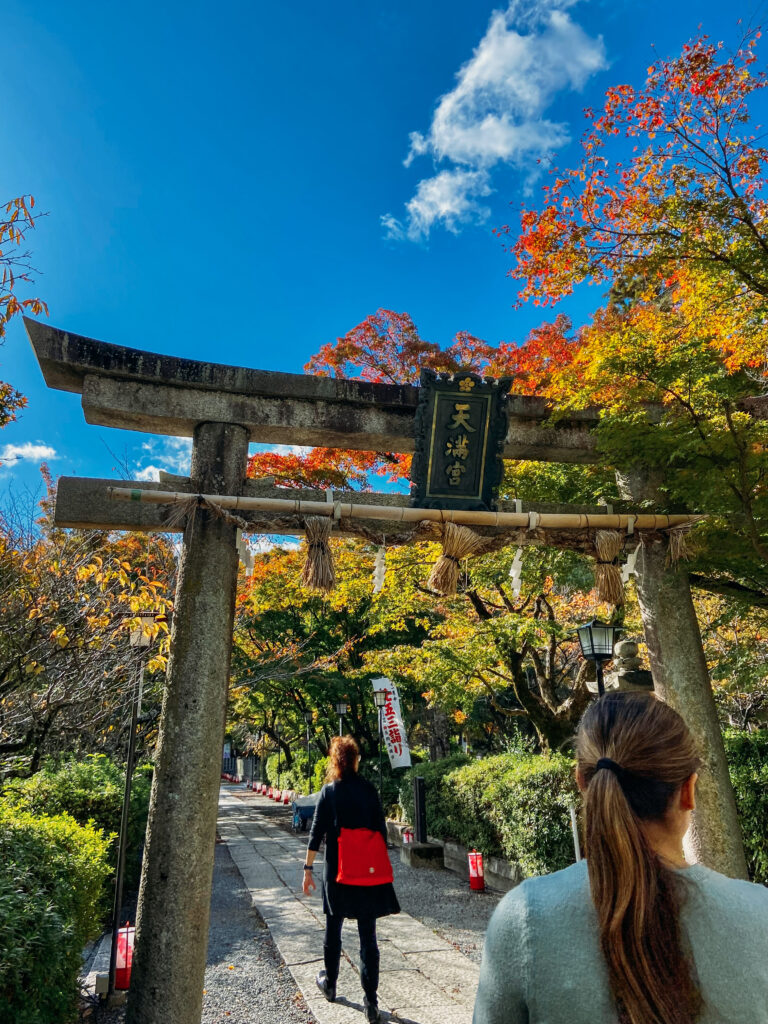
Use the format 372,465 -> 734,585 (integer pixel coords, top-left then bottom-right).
303,869 -> 316,896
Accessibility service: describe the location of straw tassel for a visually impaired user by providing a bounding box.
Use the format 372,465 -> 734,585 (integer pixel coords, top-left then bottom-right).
428,522 -> 484,596
667,525 -> 692,565
301,516 -> 336,592
594,530 -> 624,606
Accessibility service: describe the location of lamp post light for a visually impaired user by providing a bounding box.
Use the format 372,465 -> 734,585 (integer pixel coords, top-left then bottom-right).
335,701 -> 348,737
304,710 -> 313,792
256,729 -> 263,784
576,620 -> 621,697
109,610 -> 153,998
373,689 -> 388,803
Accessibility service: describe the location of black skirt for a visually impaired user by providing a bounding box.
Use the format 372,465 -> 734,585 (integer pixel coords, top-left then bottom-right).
322,875 -> 401,920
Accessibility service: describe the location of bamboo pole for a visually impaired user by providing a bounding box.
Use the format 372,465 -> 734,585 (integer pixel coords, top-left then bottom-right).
106,486 -> 701,532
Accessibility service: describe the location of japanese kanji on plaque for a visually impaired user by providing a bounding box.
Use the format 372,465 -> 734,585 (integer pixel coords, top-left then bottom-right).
410,369 -> 511,511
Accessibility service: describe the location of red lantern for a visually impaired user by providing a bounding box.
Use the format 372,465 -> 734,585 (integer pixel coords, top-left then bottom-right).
468,849 -> 485,892
114,924 -> 135,990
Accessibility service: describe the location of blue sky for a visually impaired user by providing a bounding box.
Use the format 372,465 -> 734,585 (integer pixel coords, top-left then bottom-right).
0,0 -> 758,501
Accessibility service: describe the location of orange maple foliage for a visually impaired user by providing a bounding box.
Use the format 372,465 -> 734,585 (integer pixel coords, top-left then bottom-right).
0,195 -> 48,430
502,31 -> 768,379
247,446 -> 393,490
248,308 -> 581,487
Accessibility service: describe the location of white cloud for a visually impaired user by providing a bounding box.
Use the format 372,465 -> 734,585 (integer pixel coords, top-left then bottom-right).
0,442 -> 57,463
385,0 -> 606,240
134,464 -> 164,482
251,444 -> 313,458
250,535 -> 301,553
383,169 -> 492,242
133,437 -> 192,481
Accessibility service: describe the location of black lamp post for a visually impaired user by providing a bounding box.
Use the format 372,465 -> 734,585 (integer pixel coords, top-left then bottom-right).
276,721 -> 281,789
335,700 -> 348,737
109,610 -> 153,998
304,710 -> 313,792
576,620 -> 621,697
373,688 -> 388,803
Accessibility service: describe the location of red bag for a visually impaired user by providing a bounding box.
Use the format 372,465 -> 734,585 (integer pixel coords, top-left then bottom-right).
337,826 -> 394,887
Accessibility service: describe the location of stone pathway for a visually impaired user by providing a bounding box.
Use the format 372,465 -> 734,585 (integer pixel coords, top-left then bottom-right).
218,786 -> 480,1024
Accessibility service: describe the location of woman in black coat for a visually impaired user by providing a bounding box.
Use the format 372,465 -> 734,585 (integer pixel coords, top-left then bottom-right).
303,735 -> 400,1023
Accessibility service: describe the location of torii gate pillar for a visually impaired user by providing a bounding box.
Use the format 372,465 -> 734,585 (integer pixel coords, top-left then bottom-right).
127,422 -> 249,1024
617,468 -> 748,880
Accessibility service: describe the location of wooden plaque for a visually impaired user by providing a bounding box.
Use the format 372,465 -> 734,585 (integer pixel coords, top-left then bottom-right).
410,370 -> 511,511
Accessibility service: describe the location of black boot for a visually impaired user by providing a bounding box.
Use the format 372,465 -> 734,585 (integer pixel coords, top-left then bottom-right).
316,970 -> 336,1002
363,996 -> 380,1022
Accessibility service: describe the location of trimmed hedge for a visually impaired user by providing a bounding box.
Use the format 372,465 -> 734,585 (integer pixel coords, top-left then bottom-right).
724,729 -> 768,884
1,754 -> 152,890
400,752 -> 578,878
399,735 -> 768,883
0,805 -> 113,1024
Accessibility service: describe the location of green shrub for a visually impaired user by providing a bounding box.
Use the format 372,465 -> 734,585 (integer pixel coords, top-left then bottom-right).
0,804 -> 113,1024
724,729 -> 768,884
399,754 -> 472,837
2,755 -> 152,890
313,756 -> 330,792
400,752 -> 578,877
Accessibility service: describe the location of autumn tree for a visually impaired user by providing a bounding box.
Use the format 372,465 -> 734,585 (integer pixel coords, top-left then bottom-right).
506,33 -> 768,322
241,307 -> 629,753
230,541 -> 440,762
496,31 -> 768,604
0,195 -> 47,427
0,487 -> 173,774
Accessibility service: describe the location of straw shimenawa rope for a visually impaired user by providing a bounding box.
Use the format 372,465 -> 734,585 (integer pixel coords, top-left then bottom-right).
665,516 -> 706,565
428,522 -> 486,596
594,529 -> 625,606
301,516 -> 336,592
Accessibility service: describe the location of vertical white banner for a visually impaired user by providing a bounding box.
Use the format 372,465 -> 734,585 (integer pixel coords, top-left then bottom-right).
372,676 -> 411,768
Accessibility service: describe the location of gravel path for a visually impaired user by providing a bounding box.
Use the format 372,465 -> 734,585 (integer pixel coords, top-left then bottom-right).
389,847 -> 501,964
79,841 -> 316,1024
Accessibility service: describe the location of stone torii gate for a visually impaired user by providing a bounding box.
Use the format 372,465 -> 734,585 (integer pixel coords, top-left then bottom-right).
24,319 -> 747,1024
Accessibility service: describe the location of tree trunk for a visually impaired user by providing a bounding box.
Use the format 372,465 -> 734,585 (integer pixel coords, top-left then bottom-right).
427,707 -> 451,761
617,469 -> 747,878
127,422 -> 248,1024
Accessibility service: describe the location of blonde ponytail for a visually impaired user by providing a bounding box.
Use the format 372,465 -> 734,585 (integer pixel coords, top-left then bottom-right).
577,694 -> 702,1024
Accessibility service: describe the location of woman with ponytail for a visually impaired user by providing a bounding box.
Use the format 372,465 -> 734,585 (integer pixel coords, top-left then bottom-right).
473,692 -> 768,1024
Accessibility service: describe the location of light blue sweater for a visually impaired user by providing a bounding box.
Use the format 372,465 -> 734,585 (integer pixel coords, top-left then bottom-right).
473,859 -> 768,1024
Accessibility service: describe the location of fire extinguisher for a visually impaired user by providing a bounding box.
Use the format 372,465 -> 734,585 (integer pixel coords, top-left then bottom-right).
468,848 -> 485,892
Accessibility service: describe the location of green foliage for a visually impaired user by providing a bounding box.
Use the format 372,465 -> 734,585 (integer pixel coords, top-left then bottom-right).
399,754 -> 471,835
724,729 -> 768,884
357,754 -> 409,816
313,756 -> 330,792
401,752 -> 578,877
1,754 -> 152,889
0,803 -> 113,1024
265,752 -> 313,792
